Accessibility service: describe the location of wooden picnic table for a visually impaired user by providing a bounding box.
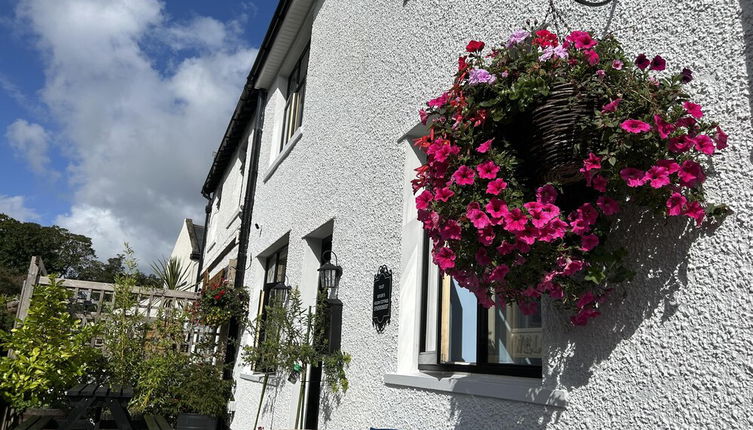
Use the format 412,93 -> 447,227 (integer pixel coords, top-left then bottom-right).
61,384 -> 135,430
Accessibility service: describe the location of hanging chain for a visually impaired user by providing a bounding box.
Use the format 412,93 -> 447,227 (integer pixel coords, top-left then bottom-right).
574,0 -> 614,6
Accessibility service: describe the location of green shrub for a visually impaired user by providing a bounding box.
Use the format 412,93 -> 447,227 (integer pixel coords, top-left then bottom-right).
0,276 -> 101,409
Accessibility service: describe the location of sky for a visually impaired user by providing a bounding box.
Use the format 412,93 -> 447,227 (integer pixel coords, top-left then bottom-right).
0,0 -> 278,266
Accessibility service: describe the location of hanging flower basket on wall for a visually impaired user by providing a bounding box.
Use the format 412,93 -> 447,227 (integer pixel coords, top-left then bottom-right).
413,29 -> 728,325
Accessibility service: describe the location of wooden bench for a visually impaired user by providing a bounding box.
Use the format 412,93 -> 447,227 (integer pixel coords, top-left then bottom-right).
13,415 -> 54,430
143,415 -> 172,430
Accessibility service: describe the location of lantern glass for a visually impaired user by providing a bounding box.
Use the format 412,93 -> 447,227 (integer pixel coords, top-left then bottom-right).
270,282 -> 291,307
318,261 -> 342,299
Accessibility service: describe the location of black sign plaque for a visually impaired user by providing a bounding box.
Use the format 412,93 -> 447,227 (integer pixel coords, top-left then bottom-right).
372,265 -> 392,333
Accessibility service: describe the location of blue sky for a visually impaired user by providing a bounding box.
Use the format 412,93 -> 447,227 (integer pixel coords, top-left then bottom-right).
0,0 -> 277,264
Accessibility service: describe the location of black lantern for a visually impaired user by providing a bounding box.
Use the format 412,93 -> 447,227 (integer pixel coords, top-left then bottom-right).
269,278 -> 292,307
318,251 -> 342,299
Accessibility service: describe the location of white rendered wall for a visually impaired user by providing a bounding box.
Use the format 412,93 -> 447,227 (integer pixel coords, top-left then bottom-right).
204,128 -> 253,279
230,0 -> 753,429
168,220 -> 200,290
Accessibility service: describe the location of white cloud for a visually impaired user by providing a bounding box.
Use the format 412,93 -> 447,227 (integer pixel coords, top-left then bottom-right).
5,118 -> 57,178
0,195 -> 39,222
17,0 -> 256,265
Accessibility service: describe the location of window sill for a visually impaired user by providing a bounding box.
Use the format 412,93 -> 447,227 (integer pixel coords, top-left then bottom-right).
225,210 -> 242,230
238,371 -> 280,386
383,371 -> 568,408
263,127 -> 303,183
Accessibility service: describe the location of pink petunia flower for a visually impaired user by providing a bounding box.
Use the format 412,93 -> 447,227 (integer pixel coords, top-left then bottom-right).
668,135 -> 693,153
595,69 -> 606,79
580,234 -> 599,251
680,67 -> 693,84
597,195 -> 620,215
583,49 -> 600,66
503,208 -> 528,232
576,291 -> 595,308
684,201 -> 705,226
643,166 -> 670,188
516,226 -> 538,245
649,55 -> 666,71
433,247 -> 456,270
591,175 -> 607,192
654,115 -> 675,139
476,138 -> 494,153
477,226 -> 496,246
486,178 -> 508,195
582,153 -> 602,171
635,53 -> 650,70
489,264 -> 510,281
466,40 -> 485,52
570,218 -> 591,236
612,59 -> 624,70
683,101 -> 704,119
563,259 -> 586,276
620,167 -> 647,187
675,116 -> 697,131
566,31 -> 597,49
601,98 -> 622,113
419,109 -> 428,125
415,190 -> 433,209
536,184 -> 558,204
678,160 -> 706,187
440,220 -> 462,240
477,161 -> 500,179
496,241 -> 515,256
656,159 -> 680,174
434,187 -> 455,202
485,198 -> 508,218
475,248 -> 491,266
714,126 -> 728,150
452,165 -> 475,185
620,119 -> 652,133
666,193 -> 687,216
467,208 -> 491,229
428,92 -> 450,108
693,135 -> 715,155
539,218 -> 567,242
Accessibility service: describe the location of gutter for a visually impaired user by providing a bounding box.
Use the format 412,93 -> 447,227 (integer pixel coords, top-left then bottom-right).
224,89 -> 267,378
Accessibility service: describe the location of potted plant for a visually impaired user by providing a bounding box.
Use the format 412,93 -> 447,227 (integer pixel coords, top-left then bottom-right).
414,28 -> 728,325
174,362 -> 232,430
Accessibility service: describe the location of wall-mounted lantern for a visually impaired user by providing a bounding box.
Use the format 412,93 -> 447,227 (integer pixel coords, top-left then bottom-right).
318,251 -> 343,354
318,251 -> 342,299
270,277 -> 292,307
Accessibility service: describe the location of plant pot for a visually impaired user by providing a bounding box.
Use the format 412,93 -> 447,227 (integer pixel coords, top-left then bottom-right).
527,83 -> 593,185
177,413 -> 219,430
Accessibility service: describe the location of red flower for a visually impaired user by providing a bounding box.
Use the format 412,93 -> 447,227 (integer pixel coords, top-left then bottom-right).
533,29 -> 558,48
649,55 -> 666,71
635,53 -> 650,70
466,40 -> 485,52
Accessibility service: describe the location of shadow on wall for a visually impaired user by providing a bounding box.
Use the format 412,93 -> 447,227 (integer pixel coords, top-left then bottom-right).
741,0 -> 753,147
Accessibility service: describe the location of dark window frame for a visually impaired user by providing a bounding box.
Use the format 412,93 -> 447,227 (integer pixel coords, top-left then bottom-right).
417,235 -> 543,379
253,245 -> 289,371
280,44 -> 310,151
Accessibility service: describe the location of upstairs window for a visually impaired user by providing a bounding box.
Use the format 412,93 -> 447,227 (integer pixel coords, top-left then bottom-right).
280,45 -> 309,150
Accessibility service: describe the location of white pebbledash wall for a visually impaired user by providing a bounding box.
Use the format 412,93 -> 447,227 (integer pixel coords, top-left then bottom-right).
230,0 -> 753,428
168,219 -> 200,290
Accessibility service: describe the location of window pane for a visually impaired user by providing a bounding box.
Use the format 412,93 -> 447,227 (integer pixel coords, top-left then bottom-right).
487,303 -> 542,365
265,257 -> 277,284
275,246 -> 288,283
440,276 -> 477,364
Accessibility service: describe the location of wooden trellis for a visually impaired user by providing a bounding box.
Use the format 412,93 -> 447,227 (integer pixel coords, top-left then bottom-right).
14,256 -> 216,354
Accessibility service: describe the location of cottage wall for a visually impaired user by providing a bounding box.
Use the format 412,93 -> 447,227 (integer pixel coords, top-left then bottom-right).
231,1 -> 753,428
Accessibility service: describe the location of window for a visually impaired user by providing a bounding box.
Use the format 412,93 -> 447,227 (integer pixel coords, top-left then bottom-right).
418,236 -> 542,378
280,45 -> 309,150
253,245 -> 288,364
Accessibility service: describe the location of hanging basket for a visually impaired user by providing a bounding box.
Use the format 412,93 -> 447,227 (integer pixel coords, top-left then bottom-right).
528,83 -> 592,184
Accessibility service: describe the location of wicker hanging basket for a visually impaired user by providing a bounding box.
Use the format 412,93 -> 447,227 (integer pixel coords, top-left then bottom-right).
527,83 -> 592,184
